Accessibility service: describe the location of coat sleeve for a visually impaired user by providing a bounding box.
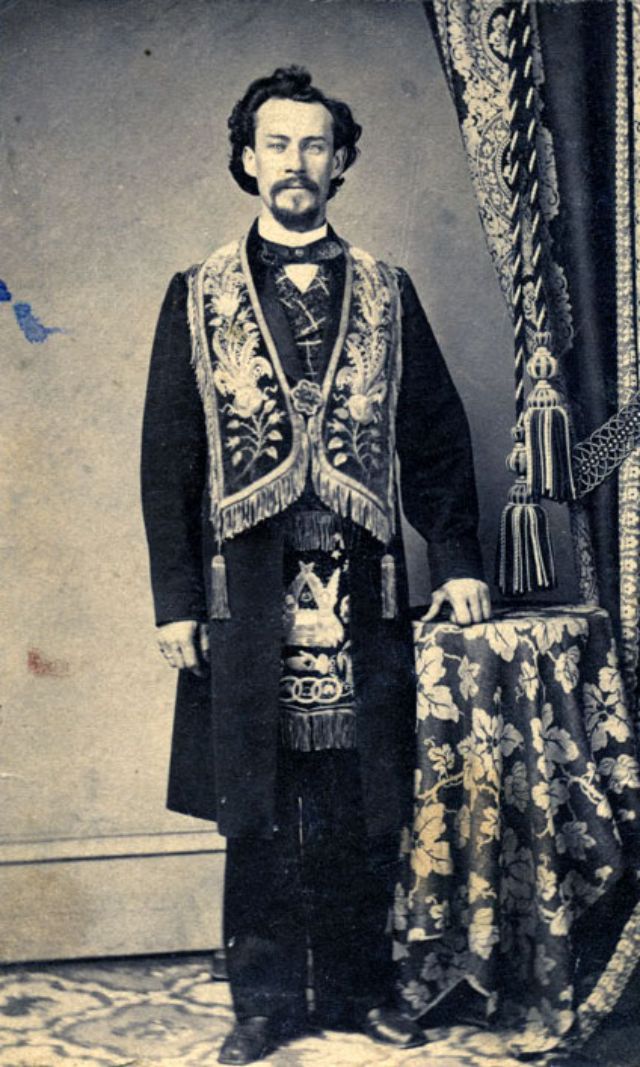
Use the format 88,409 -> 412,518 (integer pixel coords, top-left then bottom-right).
395,268 -> 485,589
141,271 -> 209,625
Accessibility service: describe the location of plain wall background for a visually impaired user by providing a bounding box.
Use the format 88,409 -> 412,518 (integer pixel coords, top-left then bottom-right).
0,0 -> 577,848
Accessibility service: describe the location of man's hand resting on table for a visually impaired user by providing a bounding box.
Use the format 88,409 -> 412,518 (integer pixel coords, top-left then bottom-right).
157,620 -> 210,676
423,579 -> 492,626
156,583 -> 491,670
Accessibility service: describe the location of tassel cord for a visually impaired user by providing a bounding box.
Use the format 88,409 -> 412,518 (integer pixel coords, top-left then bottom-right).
498,488 -> 556,596
524,403 -> 576,501
210,552 -> 231,619
381,551 -> 397,619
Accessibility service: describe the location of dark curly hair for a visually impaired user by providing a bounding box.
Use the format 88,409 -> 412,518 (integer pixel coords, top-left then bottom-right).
227,66 -> 362,200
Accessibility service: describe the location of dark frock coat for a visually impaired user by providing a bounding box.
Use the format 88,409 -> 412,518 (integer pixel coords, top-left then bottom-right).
141,224 -> 484,839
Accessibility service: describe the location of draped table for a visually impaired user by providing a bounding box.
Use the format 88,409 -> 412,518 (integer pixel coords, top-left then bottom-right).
396,606 -> 640,1058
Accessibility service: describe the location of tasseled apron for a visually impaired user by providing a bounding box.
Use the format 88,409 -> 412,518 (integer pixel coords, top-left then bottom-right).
269,256 -> 357,752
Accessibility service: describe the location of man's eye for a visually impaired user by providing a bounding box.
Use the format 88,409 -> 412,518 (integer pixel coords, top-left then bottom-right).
306,144 -> 324,154
268,143 -> 286,152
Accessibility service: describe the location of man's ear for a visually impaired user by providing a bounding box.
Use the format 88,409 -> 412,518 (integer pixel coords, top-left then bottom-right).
242,145 -> 257,178
331,146 -> 347,180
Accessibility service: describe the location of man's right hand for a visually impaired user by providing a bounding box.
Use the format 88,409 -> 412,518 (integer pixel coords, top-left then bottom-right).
157,620 -> 210,676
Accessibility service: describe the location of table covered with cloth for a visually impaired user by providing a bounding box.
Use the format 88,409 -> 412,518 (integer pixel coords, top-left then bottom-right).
395,605 -> 640,1059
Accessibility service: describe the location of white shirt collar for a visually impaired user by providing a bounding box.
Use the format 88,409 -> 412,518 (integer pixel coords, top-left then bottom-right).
257,214 -> 329,248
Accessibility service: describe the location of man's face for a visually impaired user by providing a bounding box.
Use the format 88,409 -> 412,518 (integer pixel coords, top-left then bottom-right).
242,98 -> 346,231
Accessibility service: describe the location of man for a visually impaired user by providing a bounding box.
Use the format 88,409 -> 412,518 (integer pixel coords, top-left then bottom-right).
141,66 -> 490,1065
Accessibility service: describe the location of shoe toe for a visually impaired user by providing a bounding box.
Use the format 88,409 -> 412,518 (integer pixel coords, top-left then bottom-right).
218,1018 -> 273,1065
364,1007 -> 428,1049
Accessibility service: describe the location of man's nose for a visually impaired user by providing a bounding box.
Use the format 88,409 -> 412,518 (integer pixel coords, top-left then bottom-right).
284,144 -> 305,171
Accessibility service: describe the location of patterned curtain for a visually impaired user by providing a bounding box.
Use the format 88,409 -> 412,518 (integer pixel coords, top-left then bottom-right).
423,0 -> 640,716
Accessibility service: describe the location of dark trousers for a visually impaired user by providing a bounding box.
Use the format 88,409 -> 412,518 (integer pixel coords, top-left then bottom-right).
223,749 -> 400,1028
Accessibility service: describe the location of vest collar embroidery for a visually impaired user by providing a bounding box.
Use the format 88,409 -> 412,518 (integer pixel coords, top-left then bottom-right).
187,232 -> 402,554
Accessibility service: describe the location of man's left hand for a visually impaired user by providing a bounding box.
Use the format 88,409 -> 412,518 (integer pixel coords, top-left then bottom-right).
423,578 -> 492,626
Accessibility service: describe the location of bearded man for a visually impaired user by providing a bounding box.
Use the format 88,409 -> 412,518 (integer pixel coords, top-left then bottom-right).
141,65 -> 491,1065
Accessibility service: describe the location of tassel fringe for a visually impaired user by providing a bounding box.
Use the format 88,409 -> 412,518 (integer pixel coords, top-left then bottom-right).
220,456 -> 309,542
210,554 -> 231,619
524,399 -> 576,502
287,510 -> 342,551
313,464 -> 393,546
280,709 -> 357,751
497,483 -> 556,595
381,552 -> 397,619
523,344 -> 576,503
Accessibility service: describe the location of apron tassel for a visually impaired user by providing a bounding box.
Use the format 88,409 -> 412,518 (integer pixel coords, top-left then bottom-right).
210,553 -> 231,619
381,552 -> 397,619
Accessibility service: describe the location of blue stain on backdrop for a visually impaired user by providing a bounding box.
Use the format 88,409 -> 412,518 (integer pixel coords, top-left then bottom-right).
0,278 -> 64,343
13,302 -> 64,343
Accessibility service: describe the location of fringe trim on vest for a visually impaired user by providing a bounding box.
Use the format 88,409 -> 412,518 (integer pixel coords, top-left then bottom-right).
285,509 -> 342,551
187,241 -> 402,550
313,463 -> 393,545
219,449 -> 309,542
280,708 -> 357,752
187,260 -> 309,544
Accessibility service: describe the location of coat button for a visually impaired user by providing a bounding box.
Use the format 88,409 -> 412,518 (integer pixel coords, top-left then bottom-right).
220,795 -> 226,805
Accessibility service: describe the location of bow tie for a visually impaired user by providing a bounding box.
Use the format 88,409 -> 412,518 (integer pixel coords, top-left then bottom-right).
259,237 -> 343,266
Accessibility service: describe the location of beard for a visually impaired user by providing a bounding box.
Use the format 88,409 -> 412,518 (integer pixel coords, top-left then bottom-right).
269,178 -> 324,231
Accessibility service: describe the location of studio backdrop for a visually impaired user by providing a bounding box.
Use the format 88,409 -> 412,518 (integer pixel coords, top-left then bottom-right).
2,0 -> 570,963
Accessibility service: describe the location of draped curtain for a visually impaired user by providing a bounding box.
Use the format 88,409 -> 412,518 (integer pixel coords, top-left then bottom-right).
423,0 -> 640,717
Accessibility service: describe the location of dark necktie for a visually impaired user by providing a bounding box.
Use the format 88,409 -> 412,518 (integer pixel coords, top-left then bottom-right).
259,235 -> 343,266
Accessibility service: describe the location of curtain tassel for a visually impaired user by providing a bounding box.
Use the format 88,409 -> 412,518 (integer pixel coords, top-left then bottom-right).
497,478 -> 556,595
210,553 -> 231,619
524,340 -> 576,502
381,552 -> 397,619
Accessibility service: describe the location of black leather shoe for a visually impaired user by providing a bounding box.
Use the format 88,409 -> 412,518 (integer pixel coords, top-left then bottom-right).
218,1017 -> 274,1065
363,1007 -> 428,1049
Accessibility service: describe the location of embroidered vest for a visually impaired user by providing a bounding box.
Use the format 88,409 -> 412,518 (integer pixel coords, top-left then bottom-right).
187,233 -> 402,567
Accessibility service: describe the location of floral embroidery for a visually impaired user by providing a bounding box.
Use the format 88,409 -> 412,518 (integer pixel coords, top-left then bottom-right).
411,802 -> 453,880
324,257 -> 395,483
291,379 -> 323,416
468,907 -> 500,960
504,760 -> 530,812
396,606 -> 640,1055
554,645 -> 582,693
583,651 -> 632,751
598,753 -> 640,793
189,239 -> 401,547
427,0 -> 605,624
415,643 -> 460,723
203,255 -> 286,478
459,654 -> 481,699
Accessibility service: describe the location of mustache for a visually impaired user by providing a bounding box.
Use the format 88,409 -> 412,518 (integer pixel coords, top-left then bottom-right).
271,177 -> 319,196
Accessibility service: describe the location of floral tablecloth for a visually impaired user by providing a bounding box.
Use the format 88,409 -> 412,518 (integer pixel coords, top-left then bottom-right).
395,606 -> 640,1057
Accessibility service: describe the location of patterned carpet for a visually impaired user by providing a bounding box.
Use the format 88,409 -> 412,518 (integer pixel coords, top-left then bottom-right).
0,955 -> 638,1067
